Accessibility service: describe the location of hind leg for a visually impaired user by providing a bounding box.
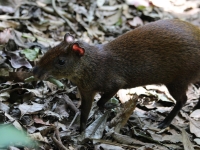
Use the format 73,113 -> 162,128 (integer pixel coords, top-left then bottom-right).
158,83 -> 188,129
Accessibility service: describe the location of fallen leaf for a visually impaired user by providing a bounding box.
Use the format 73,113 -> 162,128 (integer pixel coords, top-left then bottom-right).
6,51 -> 32,69
126,0 -> 150,7
29,132 -> 48,143
19,102 -> 44,116
0,6 -> 14,13
21,47 -> 40,61
181,128 -> 195,150
128,16 -> 143,27
190,119 -> 200,137
84,111 -> 109,139
0,28 -> 12,44
0,20 -> 20,31
190,109 -> 200,119
97,0 -> 105,7
101,9 -> 122,25
95,144 -> 124,150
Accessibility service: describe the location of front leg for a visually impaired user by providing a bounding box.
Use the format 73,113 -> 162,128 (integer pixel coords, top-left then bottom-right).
79,90 -> 96,132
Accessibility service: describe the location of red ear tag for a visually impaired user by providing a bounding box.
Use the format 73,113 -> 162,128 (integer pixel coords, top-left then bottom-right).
72,44 -> 85,56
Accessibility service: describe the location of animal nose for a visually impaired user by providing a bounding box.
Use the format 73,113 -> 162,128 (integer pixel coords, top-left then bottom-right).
32,66 -> 38,75
32,66 -> 43,79
32,66 -> 48,80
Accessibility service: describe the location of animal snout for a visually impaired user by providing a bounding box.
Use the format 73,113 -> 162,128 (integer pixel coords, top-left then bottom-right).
32,66 -> 46,80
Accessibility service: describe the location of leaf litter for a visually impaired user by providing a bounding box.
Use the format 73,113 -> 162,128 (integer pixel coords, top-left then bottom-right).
0,0 -> 200,149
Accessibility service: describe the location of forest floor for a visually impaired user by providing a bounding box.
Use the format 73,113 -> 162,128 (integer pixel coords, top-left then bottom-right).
0,0 -> 200,149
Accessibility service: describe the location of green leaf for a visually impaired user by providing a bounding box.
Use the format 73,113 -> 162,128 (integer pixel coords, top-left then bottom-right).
137,5 -> 146,11
21,47 -> 39,61
0,125 -> 36,148
115,17 -> 122,26
47,77 -> 64,88
22,33 -> 36,41
108,97 -> 119,104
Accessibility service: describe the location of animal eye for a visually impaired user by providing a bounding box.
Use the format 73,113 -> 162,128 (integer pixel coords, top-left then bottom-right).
58,59 -> 65,65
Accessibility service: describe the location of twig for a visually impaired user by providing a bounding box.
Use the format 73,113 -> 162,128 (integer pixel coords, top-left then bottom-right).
17,1 -> 74,21
68,111 -> 80,129
52,0 -> 78,35
0,86 -> 12,94
54,127 -> 62,142
91,139 -> 138,149
40,6 -> 74,22
63,94 -> 79,113
0,15 -> 31,20
51,135 -> 69,150
63,94 -> 80,129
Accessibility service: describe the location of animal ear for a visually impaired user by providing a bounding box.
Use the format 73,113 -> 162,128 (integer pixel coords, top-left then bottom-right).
72,43 -> 85,56
64,33 -> 75,43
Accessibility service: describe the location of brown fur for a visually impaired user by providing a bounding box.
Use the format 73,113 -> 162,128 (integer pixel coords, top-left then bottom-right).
33,19 -> 200,132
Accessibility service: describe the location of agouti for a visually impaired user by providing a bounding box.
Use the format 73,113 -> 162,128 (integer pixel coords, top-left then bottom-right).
33,19 -> 200,132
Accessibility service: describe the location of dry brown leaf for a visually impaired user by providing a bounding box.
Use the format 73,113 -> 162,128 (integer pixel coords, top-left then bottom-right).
101,9 -> 122,25
109,95 -> 137,132
34,116 -> 51,125
122,4 -> 133,19
190,109 -> 200,119
126,0 -> 150,7
95,143 -> 124,150
181,128 -> 195,150
0,92 -> 10,101
117,89 -> 132,103
19,102 -> 44,116
128,16 -> 143,27
0,28 -> 12,44
97,0 -> 105,7
189,119 -> 200,137
150,0 -> 171,8
29,132 -> 48,143
162,134 -> 182,143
